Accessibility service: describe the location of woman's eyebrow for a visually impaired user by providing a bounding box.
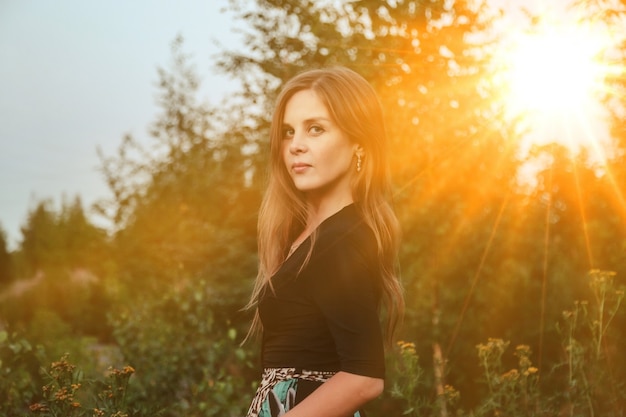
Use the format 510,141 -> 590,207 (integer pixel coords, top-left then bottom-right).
303,117 -> 331,123
283,117 -> 332,125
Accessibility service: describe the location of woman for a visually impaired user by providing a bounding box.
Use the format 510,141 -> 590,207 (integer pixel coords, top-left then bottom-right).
246,66 -> 404,417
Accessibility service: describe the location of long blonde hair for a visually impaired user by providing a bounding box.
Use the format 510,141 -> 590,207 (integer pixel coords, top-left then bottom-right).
247,66 -> 404,342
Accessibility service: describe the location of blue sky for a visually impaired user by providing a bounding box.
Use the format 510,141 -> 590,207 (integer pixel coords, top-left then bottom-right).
0,1 -> 242,248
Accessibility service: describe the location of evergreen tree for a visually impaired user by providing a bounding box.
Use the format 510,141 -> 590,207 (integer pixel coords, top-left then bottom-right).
0,225 -> 14,286
19,200 -> 60,274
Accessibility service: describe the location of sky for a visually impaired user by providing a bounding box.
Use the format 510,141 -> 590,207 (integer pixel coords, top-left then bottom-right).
0,1 -> 242,249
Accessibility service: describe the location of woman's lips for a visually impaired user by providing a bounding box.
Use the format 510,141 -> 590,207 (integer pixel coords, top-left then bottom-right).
292,162 -> 311,173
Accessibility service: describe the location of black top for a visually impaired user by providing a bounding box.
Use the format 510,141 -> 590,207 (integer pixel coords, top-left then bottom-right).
258,204 -> 385,379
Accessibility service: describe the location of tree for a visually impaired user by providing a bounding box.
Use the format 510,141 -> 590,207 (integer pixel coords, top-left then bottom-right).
18,200 -> 60,274
0,225 -> 14,287
97,37 -> 260,302
17,197 -> 109,275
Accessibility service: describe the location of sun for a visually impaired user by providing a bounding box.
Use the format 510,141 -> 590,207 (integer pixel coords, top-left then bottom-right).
507,27 -> 604,114
496,18 -> 613,152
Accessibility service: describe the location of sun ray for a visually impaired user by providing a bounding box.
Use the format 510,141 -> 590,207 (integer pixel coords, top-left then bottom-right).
538,151 -> 554,379
445,191 -> 511,357
602,164 -> 626,230
577,101 -> 626,227
572,159 -> 595,269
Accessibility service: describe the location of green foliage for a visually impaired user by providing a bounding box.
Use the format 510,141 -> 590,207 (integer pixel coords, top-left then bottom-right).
1,326 -> 118,417
29,354 -> 85,417
473,339 -> 540,416
97,37 -> 259,297
24,309 -> 101,375
28,354 -> 147,417
5,279 -> 622,417
386,341 -> 432,416
553,270 -> 626,416
0,330 -> 44,416
0,196 -> 113,341
108,279 -> 257,416
0,268 -> 113,341
92,365 -> 139,417
376,271 -> 624,417
18,197 -> 109,277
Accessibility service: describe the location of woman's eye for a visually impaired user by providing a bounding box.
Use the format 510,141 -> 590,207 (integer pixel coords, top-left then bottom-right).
309,125 -> 324,135
282,128 -> 295,139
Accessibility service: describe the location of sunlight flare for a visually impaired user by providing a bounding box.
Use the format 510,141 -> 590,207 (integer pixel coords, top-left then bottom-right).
494,15 -> 616,153
505,25 -> 607,115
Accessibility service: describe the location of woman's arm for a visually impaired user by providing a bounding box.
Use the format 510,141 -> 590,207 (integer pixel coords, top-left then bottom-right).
284,371 -> 383,417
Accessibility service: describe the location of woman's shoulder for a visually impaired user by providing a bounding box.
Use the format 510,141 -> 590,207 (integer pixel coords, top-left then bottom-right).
318,203 -> 367,235
315,204 -> 377,258
305,204 -> 381,292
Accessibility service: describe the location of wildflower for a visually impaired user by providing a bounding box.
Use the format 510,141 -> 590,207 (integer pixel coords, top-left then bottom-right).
501,369 -> 519,381
443,384 -> 460,403
51,354 -> 75,373
29,403 -> 49,413
54,387 -> 71,401
397,340 -> 417,355
515,345 -> 533,369
476,338 -> 509,360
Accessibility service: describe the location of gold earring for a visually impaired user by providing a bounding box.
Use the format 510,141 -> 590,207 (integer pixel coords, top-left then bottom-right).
357,154 -> 362,172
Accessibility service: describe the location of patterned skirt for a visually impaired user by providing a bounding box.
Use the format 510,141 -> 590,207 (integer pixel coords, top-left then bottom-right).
246,368 -> 363,417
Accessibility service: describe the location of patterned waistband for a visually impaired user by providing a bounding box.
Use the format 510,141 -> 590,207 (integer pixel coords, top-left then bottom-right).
246,368 -> 336,417
263,367 -> 336,382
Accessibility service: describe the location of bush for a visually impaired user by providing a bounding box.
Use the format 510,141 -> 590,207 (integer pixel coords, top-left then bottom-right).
0,330 -> 45,416
108,279 -> 258,416
28,354 -> 146,417
3,270 -> 623,416
381,270 -> 625,417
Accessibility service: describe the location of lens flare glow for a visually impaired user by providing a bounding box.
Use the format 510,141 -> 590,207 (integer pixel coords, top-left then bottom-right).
496,19 -> 615,153
508,28 -> 604,113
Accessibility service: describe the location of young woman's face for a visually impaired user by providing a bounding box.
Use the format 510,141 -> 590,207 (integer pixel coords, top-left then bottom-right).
282,89 -> 358,203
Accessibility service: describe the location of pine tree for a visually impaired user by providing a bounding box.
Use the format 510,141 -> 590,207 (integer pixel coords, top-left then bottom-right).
0,225 -> 14,286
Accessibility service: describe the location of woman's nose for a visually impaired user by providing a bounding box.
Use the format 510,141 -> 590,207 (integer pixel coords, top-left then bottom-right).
289,131 -> 307,154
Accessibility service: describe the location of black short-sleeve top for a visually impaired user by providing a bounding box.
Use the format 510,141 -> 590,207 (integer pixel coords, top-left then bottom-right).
258,204 -> 385,379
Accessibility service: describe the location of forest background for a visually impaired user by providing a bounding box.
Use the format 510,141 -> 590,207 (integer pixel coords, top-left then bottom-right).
1,0 -> 626,416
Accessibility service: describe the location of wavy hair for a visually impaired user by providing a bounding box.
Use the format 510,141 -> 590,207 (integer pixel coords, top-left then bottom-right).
246,67 -> 403,342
